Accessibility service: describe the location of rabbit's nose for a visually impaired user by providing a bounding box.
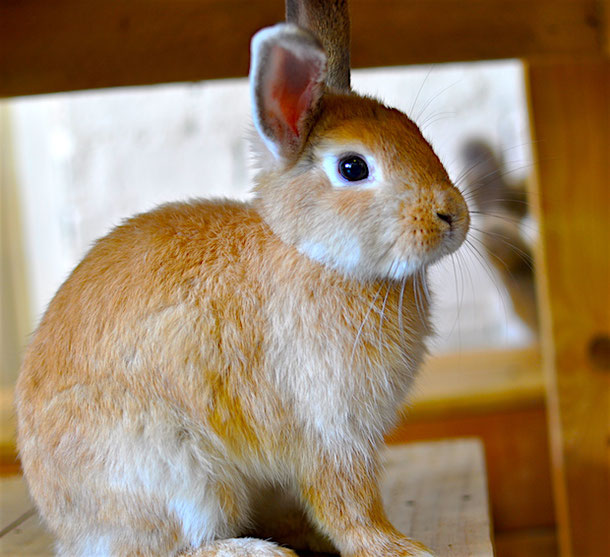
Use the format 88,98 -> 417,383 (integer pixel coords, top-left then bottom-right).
434,186 -> 469,232
436,212 -> 453,225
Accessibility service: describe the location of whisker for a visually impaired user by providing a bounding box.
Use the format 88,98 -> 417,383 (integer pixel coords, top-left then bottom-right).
469,211 -> 538,235
413,270 -> 427,325
472,198 -> 530,208
421,269 -> 432,305
469,227 -> 534,272
419,112 -> 457,131
398,275 -> 407,342
444,253 -> 463,345
453,139 -> 539,187
415,79 -> 461,124
464,238 -> 511,336
410,65 -> 435,117
350,279 -> 387,369
459,160 -> 534,188
378,266 -> 396,351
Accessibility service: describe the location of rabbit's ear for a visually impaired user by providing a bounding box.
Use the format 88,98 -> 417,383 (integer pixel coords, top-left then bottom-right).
250,24 -> 327,161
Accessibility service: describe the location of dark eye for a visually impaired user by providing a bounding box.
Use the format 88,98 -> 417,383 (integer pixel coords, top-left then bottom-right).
338,155 -> 369,182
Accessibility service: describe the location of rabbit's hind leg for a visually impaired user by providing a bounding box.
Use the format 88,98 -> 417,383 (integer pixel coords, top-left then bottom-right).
179,538 -> 298,556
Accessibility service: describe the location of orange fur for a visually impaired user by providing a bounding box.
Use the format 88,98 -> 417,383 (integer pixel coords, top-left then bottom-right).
15,23 -> 468,557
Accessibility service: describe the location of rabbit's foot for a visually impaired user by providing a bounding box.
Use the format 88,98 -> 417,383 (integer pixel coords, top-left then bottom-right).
181,537 -> 298,556
349,537 -> 435,557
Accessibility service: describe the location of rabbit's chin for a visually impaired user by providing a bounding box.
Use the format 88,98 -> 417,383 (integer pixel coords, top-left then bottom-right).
297,238 -> 441,283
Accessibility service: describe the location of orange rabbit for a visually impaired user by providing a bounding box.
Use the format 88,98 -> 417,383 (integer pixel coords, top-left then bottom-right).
15,6 -> 469,557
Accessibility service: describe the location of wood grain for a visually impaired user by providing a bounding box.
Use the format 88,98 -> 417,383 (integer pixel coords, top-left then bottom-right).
0,0 -> 606,97
388,406 -> 555,533
494,528 -> 558,557
381,440 -> 494,557
0,440 -> 494,556
409,346 -> 544,419
526,59 -> 610,557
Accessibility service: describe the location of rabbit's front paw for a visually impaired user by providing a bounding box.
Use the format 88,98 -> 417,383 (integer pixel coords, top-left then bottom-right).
350,537 -> 435,557
392,538 -> 436,557
184,537 -> 298,556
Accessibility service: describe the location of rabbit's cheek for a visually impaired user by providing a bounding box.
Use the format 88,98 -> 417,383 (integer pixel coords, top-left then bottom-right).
326,187 -> 376,220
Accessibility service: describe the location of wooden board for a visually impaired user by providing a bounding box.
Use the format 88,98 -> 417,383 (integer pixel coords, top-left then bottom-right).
389,407 -> 554,534
525,59 -> 610,557
0,439 -> 494,556
493,528 -> 557,557
0,0 -> 606,97
381,440 -> 494,557
409,346 -> 543,419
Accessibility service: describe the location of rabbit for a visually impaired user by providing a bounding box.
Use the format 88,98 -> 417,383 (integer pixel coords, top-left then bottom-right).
460,139 -> 537,333
15,2 -> 470,556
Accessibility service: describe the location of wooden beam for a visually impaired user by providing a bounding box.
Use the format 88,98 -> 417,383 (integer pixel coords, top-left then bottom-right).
410,346 -> 543,419
604,0 -> 610,56
0,0 -> 606,97
525,59 -> 610,557
494,528 -> 558,557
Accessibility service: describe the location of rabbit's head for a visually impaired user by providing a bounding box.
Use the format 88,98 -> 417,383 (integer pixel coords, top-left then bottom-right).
250,24 -> 469,281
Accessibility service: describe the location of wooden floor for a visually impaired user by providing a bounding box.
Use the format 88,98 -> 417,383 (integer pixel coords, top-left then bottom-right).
0,439 -> 494,556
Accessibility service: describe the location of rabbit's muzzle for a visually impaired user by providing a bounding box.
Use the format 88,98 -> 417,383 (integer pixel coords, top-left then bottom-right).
398,185 -> 469,264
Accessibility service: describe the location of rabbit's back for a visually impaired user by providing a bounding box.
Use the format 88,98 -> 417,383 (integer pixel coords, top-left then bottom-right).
16,199 -> 268,404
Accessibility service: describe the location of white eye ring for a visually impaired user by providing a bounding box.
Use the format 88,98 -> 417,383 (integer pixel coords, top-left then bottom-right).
321,152 -> 380,189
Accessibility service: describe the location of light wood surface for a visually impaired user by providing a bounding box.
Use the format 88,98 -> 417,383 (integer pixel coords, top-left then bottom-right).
493,528 -> 557,557
526,59 -> 610,557
409,346 -> 543,419
389,407 -> 554,535
0,0 -> 606,97
0,439 -> 494,556
380,440 -> 494,557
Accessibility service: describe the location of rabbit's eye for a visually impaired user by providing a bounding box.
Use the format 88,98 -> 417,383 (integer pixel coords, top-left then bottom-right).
338,155 -> 369,182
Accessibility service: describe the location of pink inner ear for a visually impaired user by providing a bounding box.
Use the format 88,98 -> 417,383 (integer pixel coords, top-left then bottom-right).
269,45 -> 320,137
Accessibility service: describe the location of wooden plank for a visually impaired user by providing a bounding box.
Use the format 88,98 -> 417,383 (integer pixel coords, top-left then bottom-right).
605,0 -> 610,56
525,59 -> 610,557
350,0 -> 605,69
0,477 -> 34,530
0,0 -> 606,97
410,346 -> 544,419
0,440 -> 494,556
0,511 -> 52,556
388,406 -> 555,533
0,388 -> 19,476
381,439 -> 494,557
494,528 -> 557,557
